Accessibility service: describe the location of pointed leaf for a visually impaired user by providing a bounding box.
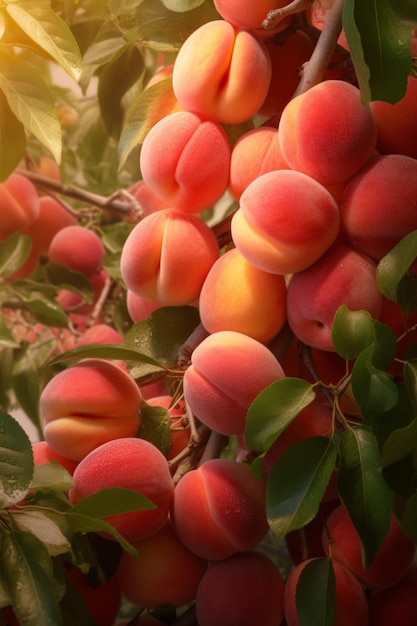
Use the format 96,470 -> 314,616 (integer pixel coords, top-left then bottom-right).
245,378 -> 316,453
376,229 -> 417,312
337,426 -> 392,566
70,487 -> 156,518
13,286 -> 68,327
48,343 -> 163,368
0,411 -> 33,508
0,317 -> 19,348
296,558 -> 336,626
30,462 -> 74,493
139,403 -> 171,457
0,90 -> 26,181
331,305 -> 375,360
44,262 -> 94,302
267,437 -> 337,540
66,512 -> 137,557
0,232 -> 32,278
161,0 -> 206,10
12,510 -> 71,557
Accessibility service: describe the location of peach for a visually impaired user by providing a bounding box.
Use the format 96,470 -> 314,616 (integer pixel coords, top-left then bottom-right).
32,440 -> 79,475
286,244 -> 383,351
195,551 -> 285,626
116,521 -> 207,609
284,557 -> 369,626
120,209 -> 219,305
198,247 -> 287,344
127,180 -> 167,217
368,564 -> 417,626
56,267 -> 109,316
26,195 -> 77,255
40,358 -> 141,461
65,566 -> 121,626
340,154 -> 417,261
6,243 -> 40,280
146,395 -> 190,461
231,169 -> 340,275
183,330 -> 285,436
69,437 -> 175,542
139,111 -> 231,214
171,458 -> 269,560
172,21 -> 272,124
0,173 -> 39,240
76,323 -> 123,347
126,289 -> 163,323
322,504 -> 416,589
48,225 -> 105,278
229,126 -> 289,200
213,0 -> 290,30
278,80 -> 377,186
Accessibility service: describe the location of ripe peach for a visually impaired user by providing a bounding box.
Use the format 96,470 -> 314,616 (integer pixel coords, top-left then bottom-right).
40,358 -> 141,461
139,110 -> 231,214
196,551 -> 285,626
65,566 -> 121,626
76,323 -> 123,347
368,563 -> 417,626
322,504 -> 416,589
26,195 -> 77,255
340,154 -> 417,261
278,80 -> 377,186
6,243 -> 40,280
199,248 -> 287,344
120,209 -> 219,305
116,521 -> 207,609
284,557 -> 369,626
286,244 -> 383,351
171,458 -> 269,560
213,0 -> 289,30
69,437 -> 175,542
183,330 -> 285,436
231,169 -> 340,275
48,225 -> 105,278
0,173 -> 39,240
126,290 -> 163,323
32,440 -> 79,475
172,20 -> 272,124
146,395 -> 190,461
229,126 -> 289,200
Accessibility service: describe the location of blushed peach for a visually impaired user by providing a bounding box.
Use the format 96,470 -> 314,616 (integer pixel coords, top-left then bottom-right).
172,21 -> 272,124
126,290 -> 163,323
32,440 -> 79,475
183,330 -> 285,436
41,358 -> 141,461
198,247 -> 287,344
231,169 -> 340,275
0,173 -> 39,240
120,209 -> 219,305
26,195 -> 77,255
213,0 -> 289,30
48,225 -> 105,278
171,458 -> 269,560
139,111 -> 231,214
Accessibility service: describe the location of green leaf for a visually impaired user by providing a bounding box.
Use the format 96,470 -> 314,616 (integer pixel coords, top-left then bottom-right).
377,229 -> 417,312
296,558 -> 336,626
11,510 -> 71,557
44,262 -> 94,302
400,492 -> 417,542
139,403 -> 171,457
13,285 -> 68,327
0,317 -> 20,348
343,0 -> 412,104
245,378 -> 316,453
1,529 -> 63,626
30,462 -> 74,493
66,513 -> 137,557
331,305 -> 375,360
0,232 -> 32,278
337,426 -> 392,566
0,90 -> 26,181
0,411 -> 33,508
267,437 -> 337,540
161,0 -> 206,10
48,343 -> 163,368
6,0 -> 82,82
0,51 -> 61,162
70,487 -> 156,518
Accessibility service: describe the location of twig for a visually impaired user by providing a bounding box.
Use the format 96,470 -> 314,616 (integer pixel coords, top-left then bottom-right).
263,0 -> 314,30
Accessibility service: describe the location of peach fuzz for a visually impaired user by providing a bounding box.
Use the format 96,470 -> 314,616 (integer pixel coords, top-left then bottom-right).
172,21 -> 272,124
26,195 -> 77,255
40,358 -> 141,461
116,521 -> 207,609
0,173 -> 39,241
340,154 -> 417,261
198,247 -> 287,344
183,330 -> 285,436
286,244 -> 383,352
139,110 -> 230,214
231,169 -> 340,275
284,558 -> 369,626
146,395 -> 190,461
120,209 -> 219,306
196,551 -> 285,626
322,504 -> 416,590
368,564 -> 417,626
278,79 -> 377,186
229,126 -> 289,200
48,224 -> 105,278
32,440 -> 79,475
69,437 -> 174,542
171,458 -> 268,560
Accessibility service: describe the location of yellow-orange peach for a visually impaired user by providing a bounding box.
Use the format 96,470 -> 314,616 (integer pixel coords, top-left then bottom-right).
286,244 -> 383,351
172,21 -> 272,124
69,437 -> 174,542
231,169 -> 340,275
183,330 -> 285,435
48,225 -> 105,278
198,248 -> 287,344
0,173 -> 39,241
171,458 -> 269,560
139,111 -> 230,214
120,209 -> 219,305
229,126 -> 289,200
41,358 -> 141,461
340,154 -> 417,261
196,551 -> 285,626
116,521 -> 207,609
26,195 -> 77,255
278,80 -> 377,186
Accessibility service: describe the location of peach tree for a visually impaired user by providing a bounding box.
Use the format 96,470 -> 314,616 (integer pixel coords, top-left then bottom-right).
0,0 -> 416,624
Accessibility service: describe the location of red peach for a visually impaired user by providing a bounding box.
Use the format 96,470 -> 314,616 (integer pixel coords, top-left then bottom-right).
48,225 -> 105,278
213,0 -> 290,30
368,563 -> 417,626
32,440 -> 78,475
0,173 -> 39,240
126,290 -> 163,323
